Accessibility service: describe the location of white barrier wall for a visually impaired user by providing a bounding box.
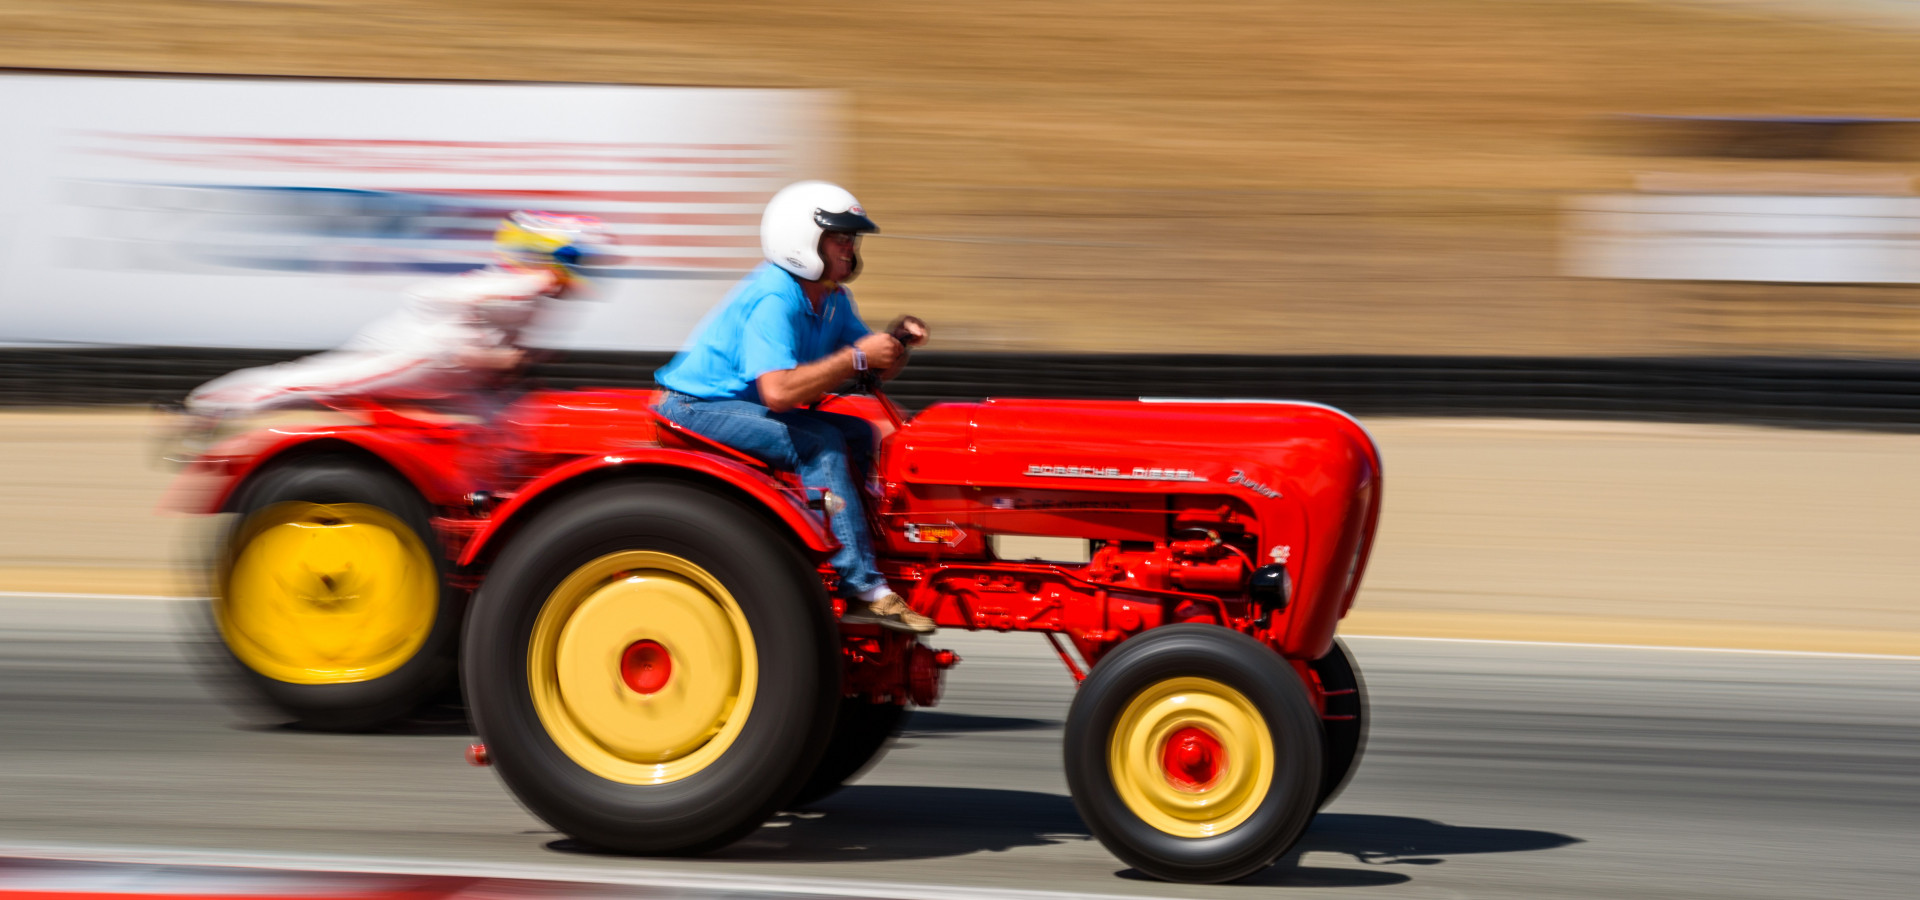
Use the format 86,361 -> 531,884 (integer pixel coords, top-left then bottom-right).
0,72 -> 840,350
1564,193 -> 1920,284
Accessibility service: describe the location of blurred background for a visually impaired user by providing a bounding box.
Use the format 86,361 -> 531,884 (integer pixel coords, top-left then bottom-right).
0,4 -> 1916,898
10,0 -> 1920,355
3,1 -> 1920,644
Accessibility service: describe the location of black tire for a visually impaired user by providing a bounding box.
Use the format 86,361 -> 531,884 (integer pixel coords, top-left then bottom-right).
215,456 -> 458,732
463,479 -> 839,855
1308,637 -> 1368,809
789,697 -> 909,807
1064,624 -> 1323,884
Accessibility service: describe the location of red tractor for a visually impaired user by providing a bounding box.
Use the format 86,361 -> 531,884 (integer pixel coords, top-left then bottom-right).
167,380 -> 1380,884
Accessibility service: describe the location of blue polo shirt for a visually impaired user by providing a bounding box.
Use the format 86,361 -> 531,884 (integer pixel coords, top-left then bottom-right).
656,262 -> 873,403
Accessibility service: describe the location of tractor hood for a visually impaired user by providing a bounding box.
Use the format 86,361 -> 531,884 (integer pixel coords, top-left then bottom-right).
888,397 -> 1378,499
880,397 -> 1382,657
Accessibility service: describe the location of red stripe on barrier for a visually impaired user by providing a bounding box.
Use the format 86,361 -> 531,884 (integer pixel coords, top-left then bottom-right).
611,234 -> 759,247
427,231 -> 757,247
91,134 -> 783,152
87,149 -> 778,166
610,256 -> 756,268
595,212 -> 761,226
401,189 -> 767,204
85,150 -> 774,179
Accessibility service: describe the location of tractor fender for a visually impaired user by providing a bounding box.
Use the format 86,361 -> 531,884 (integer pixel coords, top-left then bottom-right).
166,427 -> 472,515
456,448 -> 838,568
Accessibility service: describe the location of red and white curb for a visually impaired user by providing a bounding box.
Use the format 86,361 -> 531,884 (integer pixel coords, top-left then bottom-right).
0,859 -> 445,900
0,846 -> 1144,900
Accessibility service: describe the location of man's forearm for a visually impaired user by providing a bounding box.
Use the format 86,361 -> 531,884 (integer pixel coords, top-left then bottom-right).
757,347 -> 858,412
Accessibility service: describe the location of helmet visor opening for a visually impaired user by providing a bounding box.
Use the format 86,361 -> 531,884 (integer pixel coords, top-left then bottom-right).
814,208 -> 878,234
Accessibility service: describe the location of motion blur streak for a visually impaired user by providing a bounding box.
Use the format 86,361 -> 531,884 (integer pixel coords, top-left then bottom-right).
0,599 -> 1915,899
11,2 -> 1920,352
1,0 -> 1919,896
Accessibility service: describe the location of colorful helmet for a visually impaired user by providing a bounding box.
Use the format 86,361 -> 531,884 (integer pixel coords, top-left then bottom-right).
494,211 -> 611,274
760,181 -> 878,281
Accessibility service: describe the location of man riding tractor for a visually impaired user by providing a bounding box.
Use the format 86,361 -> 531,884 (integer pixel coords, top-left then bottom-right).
653,180 -> 933,633
173,182 -> 1381,884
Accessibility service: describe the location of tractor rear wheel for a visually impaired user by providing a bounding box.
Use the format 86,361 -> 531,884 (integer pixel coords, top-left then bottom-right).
463,479 -> 839,855
214,457 -> 457,731
790,697 -> 908,807
1309,637 -> 1368,809
1064,624 -> 1322,884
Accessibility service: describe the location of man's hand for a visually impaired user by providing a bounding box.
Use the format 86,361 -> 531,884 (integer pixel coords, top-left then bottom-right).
878,315 -> 927,380
854,331 -> 906,371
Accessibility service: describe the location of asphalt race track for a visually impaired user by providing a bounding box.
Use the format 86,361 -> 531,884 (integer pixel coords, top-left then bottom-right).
1,595 -> 1915,900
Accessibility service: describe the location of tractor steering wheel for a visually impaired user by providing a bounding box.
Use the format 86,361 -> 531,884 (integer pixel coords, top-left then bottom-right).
853,316 -> 926,394
848,316 -> 924,429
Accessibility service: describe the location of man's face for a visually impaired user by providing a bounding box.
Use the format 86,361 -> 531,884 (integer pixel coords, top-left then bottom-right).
819,231 -> 861,284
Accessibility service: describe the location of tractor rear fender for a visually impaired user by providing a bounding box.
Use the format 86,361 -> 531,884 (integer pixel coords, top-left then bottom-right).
165,429 -> 471,515
455,449 -> 838,570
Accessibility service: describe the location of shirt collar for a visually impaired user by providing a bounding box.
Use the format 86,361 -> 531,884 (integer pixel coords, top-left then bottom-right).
781,266 -> 842,320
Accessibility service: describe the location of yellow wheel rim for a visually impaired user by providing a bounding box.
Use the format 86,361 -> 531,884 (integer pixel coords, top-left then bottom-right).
1109,676 -> 1275,838
528,551 -> 758,785
218,501 -> 438,685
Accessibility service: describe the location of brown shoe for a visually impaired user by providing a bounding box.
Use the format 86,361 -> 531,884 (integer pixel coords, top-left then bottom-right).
844,592 -> 936,633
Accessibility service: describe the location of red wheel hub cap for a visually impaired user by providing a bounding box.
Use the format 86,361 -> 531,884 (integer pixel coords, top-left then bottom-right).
1161,725 -> 1226,792
619,640 -> 672,695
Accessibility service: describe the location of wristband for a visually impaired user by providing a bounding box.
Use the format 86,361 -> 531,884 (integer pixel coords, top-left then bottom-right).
852,347 -> 868,372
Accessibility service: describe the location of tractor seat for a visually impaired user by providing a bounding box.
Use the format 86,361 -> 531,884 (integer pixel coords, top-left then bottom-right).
651,408 -> 779,475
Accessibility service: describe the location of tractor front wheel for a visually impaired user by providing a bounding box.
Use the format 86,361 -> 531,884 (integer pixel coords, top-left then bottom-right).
1309,637 -> 1368,809
1064,624 -> 1323,883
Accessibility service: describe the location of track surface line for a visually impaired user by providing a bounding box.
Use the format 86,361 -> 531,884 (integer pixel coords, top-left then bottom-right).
1342,633 -> 1920,661
9,592 -> 1917,660
4,599 -> 1918,898
0,591 -> 191,602
0,843 -> 1144,900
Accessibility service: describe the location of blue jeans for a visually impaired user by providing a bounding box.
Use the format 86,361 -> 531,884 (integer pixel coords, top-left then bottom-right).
654,392 -> 885,596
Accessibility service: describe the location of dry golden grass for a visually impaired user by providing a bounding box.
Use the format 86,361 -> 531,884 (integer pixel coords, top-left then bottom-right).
7,1 -> 1920,353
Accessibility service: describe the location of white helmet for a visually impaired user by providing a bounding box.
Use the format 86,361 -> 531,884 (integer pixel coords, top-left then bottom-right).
760,180 -> 878,281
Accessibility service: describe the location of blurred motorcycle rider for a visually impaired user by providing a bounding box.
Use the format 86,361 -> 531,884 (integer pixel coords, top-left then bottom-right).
654,180 -> 934,633
185,211 -> 608,426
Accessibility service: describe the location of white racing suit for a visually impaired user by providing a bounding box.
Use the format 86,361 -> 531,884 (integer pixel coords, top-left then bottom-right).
186,267 -> 563,420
